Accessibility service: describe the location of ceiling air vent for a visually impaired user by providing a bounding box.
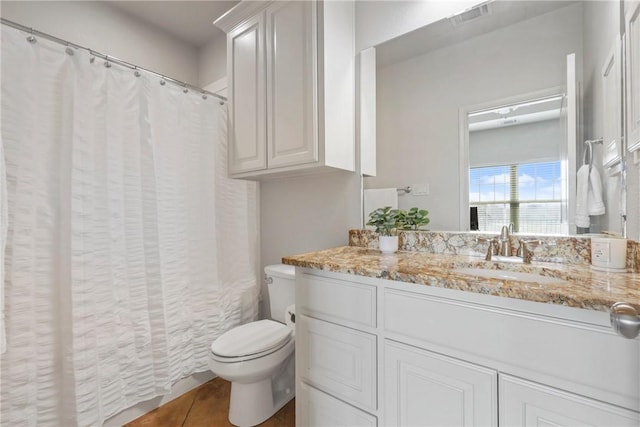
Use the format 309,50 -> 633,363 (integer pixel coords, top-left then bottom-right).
450,2 -> 491,26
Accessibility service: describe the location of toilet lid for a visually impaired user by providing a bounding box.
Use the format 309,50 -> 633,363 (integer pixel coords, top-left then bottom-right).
211,319 -> 292,358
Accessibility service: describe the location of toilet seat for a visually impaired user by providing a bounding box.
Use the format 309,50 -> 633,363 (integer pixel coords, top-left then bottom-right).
210,319 -> 292,363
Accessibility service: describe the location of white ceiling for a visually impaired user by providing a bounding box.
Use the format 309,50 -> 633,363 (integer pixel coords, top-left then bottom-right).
109,1 -> 239,47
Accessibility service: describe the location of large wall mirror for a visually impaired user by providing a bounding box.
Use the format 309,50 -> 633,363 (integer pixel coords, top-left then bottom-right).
364,0 -> 631,237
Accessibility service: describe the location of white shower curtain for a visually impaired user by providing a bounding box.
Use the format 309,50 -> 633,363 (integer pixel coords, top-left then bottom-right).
0,25 -> 259,426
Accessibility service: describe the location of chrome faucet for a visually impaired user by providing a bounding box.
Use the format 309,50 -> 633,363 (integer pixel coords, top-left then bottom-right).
498,225 -> 512,256
483,224 -> 539,264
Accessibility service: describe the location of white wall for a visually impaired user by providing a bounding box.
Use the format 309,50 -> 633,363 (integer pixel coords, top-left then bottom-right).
260,172 -> 362,267
0,1 -> 199,84
198,34 -> 227,87
367,4 -> 584,231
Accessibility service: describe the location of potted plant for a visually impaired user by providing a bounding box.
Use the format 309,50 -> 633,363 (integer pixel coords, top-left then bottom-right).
366,206 -> 402,253
399,207 -> 430,230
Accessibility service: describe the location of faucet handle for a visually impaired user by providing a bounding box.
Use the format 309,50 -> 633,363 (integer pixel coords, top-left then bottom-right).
484,238 -> 499,261
517,239 -> 540,264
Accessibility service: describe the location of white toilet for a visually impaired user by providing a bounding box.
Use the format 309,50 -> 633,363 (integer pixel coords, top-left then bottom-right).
208,264 -> 296,427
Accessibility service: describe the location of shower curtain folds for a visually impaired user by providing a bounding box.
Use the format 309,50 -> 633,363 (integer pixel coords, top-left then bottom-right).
0,25 -> 259,427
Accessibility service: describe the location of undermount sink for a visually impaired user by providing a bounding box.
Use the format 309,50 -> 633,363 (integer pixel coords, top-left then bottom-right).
452,267 -> 569,285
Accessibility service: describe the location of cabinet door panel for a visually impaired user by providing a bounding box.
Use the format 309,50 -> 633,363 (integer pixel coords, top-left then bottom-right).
297,382 -> 377,427
266,1 -> 317,168
384,340 -> 497,427
297,315 -> 377,412
228,15 -> 266,173
500,375 -> 639,427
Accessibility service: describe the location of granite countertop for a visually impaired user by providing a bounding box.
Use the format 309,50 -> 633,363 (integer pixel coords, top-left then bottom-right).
282,246 -> 640,312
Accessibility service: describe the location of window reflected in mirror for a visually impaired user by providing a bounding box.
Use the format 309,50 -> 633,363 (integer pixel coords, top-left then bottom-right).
468,94 -> 565,234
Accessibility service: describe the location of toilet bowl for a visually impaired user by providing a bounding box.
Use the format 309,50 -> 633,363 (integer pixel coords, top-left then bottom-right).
208,265 -> 295,427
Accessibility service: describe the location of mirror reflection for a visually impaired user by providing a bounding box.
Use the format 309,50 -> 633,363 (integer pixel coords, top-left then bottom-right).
468,93 -> 565,234
364,0 -> 626,236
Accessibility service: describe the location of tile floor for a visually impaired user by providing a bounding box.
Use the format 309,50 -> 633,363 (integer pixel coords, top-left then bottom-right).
125,377 -> 295,427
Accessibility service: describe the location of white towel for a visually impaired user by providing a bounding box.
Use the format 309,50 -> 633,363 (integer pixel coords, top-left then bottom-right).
364,188 -> 398,226
575,165 -> 605,228
588,167 -> 605,215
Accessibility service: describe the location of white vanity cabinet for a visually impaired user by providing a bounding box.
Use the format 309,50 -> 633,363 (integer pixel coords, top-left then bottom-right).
295,271 -> 379,426
294,268 -> 640,427
215,1 -> 355,179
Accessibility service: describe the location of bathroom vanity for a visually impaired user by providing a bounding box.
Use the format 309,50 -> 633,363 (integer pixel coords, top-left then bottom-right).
284,234 -> 640,426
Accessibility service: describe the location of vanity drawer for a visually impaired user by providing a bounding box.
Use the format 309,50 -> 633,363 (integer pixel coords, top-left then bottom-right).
297,271 -> 377,329
297,314 -> 377,412
297,381 -> 377,427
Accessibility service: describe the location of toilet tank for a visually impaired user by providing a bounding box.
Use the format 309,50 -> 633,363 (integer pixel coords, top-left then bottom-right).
264,264 -> 295,323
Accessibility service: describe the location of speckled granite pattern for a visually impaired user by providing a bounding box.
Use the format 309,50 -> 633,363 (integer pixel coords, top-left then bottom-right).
282,246 -> 640,312
349,229 -> 640,271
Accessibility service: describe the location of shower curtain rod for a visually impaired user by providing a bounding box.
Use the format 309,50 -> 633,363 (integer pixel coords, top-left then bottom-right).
0,18 -> 227,103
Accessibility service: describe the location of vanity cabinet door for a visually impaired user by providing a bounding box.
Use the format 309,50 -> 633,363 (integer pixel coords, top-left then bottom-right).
297,382 -> 377,427
384,340 -> 497,427
499,375 -> 640,426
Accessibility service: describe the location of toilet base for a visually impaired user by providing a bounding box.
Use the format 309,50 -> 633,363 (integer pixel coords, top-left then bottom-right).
228,353 -> 295,427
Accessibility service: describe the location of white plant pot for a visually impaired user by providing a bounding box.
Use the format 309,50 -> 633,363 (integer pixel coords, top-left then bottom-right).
379,235 -> 399,253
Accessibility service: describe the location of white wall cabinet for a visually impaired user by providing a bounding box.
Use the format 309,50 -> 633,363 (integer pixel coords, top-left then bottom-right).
294,268 -> 640,426
215,1 -> 355,179
226,14 -> 266,173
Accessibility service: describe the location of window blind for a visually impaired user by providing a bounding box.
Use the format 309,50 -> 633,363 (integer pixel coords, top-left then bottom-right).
469,161 -> 562,234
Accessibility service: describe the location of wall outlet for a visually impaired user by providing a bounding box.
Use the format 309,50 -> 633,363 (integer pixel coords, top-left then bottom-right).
412,184 -> 430,196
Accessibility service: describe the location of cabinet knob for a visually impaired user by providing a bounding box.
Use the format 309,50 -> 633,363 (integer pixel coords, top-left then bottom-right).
610,302 -> 640,339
